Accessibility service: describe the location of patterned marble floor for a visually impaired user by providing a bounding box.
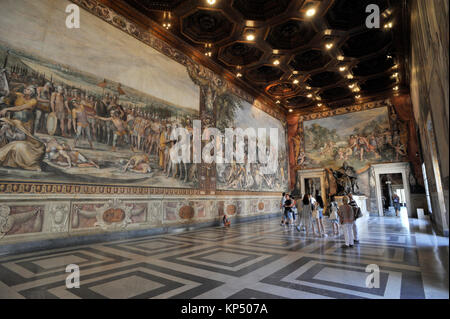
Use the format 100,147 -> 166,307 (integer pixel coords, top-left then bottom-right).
0,212 -> 448,299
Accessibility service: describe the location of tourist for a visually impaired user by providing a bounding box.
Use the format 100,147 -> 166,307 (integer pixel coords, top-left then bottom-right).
348,193 -> 360,244
315,195 -> 327,237
223,214 -> 231,227
393,193 -> 401,217
338,196 -> 354,248
291,196 -> 298,226
280,192 -> 287,226
297,194 -> 315,236
329,195 -> 340,236
283,194 -> 294,229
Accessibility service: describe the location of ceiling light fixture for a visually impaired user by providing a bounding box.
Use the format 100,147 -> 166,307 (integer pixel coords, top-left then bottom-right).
245,30 -> 255,41
306,86 -> 312,90
293,79 -> 299,84
348,83 -> 355,89
317,103 -> 322,107
276,100 -> 281,104
206,0 -> 216,5
337,55 -> 345,61
307,94 -> 313,98
347,74 -> 354,79
393,86 -> 399,91
289,109 -> 293,113
273,59 -> 280,65
325,43 -> 334,50
355,95 -> 361,99
339,66 -> 346,72
306,8 -> 316,17
236,72 -> 242,78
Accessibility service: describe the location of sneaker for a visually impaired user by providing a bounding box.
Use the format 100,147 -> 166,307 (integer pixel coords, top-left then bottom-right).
354,240 -> 360,244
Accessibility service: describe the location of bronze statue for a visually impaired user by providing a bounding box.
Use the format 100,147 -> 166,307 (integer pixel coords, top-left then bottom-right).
330,161 -> 360,195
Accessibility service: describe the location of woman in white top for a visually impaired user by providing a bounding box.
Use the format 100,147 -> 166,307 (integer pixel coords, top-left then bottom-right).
329,195 -> 340,236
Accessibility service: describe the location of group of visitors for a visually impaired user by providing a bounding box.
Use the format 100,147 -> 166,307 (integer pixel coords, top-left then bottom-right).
280,192 -> 362,248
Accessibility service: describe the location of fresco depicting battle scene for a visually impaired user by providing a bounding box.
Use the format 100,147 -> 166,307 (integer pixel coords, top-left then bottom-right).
215,95 -> 289,192
299,106 -> 409,173
0,44 -> 200,188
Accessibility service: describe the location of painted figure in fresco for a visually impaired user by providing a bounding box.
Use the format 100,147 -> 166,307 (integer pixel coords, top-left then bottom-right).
123,153 -> 151,174
94,93 -> 110,143
50,86 -> 71,137
45,138 -> 99,169
95,110 -> 129,152
72,99 -> 94,149
35,82 -> 53,133
0,85 -> 38,134
0,117 -> 45,171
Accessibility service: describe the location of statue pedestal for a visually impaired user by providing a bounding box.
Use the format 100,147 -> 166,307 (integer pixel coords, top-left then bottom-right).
335,195 -> 369,216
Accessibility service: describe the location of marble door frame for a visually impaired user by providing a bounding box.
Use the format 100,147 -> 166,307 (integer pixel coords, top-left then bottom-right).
371,162 -> 412,217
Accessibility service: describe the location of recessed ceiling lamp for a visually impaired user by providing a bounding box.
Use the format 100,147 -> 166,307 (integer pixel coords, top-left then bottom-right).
306,86 -> 312,90
339,66 -> 346,72
348,83 -> 355,89
289,109 -> 293,113
355,95 -> 361,99
337,55 -> 345,61
353,87 -> 360,92
273,59 -> 280,65
393,86 -> 399,91
317,103 -> 322,107
391,72 -> 399,78
325,43 -> 333,50
306,7 -> 316,17
384,22 -> 393,29
276,100 -> 281,104
293,79 -> 299,84
236,72 -> 242,78
245,30 -> 255,41
307,94 -> 313,98
206,0 -> 216,5
347,74 -> 354,79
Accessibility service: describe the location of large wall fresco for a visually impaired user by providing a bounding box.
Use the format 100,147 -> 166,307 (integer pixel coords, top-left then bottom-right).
215,95 -> 288,192
288,100 -> 412,193
302,106 -> 407,173
0,0 -> 203,189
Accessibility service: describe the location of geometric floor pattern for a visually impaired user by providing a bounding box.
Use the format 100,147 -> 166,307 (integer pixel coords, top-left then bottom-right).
0,212 -> 448,299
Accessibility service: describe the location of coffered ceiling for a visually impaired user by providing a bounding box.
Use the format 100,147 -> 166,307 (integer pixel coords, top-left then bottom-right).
105,0 -> 409,114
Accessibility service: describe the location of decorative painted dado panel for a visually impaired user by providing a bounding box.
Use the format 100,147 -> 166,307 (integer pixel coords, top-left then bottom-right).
0,196 -> 281,247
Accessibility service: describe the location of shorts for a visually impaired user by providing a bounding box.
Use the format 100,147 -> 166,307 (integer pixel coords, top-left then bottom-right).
287,212 -> 293,220
318,208 -> 324,219
330,219 -> 339,224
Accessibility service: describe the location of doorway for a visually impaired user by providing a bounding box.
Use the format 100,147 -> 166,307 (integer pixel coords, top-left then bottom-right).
379,173 -> 406,217
304,177 -> 321,197
372,163 -> 413,217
